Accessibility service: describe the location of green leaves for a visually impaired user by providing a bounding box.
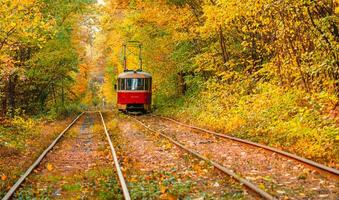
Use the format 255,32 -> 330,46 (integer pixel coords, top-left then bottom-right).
0,0 -> 96,117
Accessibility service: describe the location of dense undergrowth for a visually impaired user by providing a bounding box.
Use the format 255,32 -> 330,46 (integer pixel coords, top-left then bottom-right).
156,82 -> 339,166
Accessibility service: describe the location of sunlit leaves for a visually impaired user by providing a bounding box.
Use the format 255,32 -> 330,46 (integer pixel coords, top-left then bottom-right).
0,0 -> 54,51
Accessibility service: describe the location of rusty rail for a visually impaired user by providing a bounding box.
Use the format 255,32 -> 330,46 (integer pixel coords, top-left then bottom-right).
99,112 -> 131,200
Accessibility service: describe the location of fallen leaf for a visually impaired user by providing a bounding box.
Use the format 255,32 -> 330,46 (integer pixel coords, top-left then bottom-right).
259,183 -> 266,190
192,164 -> 202,172
46,163 -> 53,171
160,184 -> 167,193
160,193 -> 177,200
129,177 -> 137,183
1,175 -> 7,181
167,194 -> 177,200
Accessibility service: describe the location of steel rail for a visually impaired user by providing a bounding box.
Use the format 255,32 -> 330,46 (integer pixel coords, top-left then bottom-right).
2,112 -> 84,200
99,112 -> 131,200
155,115 -> 339,176
130,116 -> 276,200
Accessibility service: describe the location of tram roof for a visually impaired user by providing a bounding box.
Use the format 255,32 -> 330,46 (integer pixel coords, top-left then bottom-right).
118,70 -> 152,78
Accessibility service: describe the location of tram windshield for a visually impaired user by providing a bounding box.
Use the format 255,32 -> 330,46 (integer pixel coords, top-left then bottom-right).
123,78 -> 144,90
127,78 -> 143,90
119,78 -> 151,90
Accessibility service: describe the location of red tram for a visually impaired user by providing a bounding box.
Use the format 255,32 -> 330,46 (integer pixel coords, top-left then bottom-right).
117,41 -> 152,113
117,70 -> 152,112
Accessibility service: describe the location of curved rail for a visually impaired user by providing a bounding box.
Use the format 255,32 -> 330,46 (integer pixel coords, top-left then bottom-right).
156,115 -> 339,176
130,116 -> 275,200
2,112 -> 84,200
99,112 -> 131,200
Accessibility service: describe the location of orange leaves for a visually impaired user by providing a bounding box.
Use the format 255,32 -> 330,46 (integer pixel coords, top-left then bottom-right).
192,163 -> 202,172
191,160 -> 209,176
1,175 -> 7,181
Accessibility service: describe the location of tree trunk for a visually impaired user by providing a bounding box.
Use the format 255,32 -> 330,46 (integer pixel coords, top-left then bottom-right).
219,26 -> 228,64
8,75 -> 16,117
1,83 -> 7,117
52,84 -> 57,104
61,83 -> 65,106
295,56 -> 310,93
178,72 -> 186,96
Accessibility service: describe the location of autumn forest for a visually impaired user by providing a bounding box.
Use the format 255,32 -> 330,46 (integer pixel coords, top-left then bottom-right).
0,0 -> 338,199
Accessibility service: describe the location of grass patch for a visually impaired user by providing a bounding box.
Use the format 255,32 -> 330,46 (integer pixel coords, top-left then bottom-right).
128,170 -> 192,199
62,183 -> 81,191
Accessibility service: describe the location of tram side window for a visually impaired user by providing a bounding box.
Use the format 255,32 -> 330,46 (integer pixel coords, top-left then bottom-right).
119,78 -> 125,90
145,78 -> 152,91
145,78 -> 149,90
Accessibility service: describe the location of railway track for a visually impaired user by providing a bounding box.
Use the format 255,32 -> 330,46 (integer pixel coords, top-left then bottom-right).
132,115 -> 339,200
156,115 -> 339,176
99,112 -> 130,199
130,116 -> 274,200
2,112 -> 130,200
115,114 -> 254,199
3,111 -> 337,199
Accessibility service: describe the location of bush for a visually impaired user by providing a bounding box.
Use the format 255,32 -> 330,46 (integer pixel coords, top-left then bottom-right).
47,102 -> 85,120
0,116 -> 38,150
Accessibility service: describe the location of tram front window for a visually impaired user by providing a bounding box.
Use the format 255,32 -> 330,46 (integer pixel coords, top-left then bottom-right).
126,78 -> 145,90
